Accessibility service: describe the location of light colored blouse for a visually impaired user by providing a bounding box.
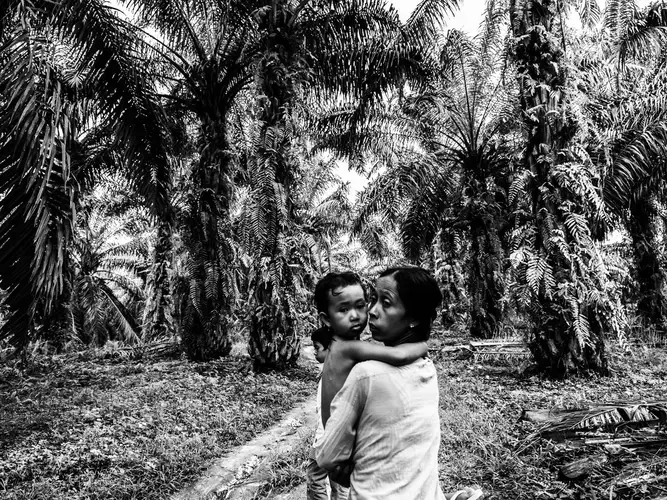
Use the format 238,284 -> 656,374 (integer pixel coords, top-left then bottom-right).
313,378 -> 324,445
315,358 -> 446,500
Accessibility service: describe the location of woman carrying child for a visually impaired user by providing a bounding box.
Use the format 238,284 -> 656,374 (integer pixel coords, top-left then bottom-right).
315,266 -> 483,500
307,271 -> 426,500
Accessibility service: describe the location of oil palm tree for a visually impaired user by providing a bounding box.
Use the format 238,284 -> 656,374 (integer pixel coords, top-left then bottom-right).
243,0 -> 458,369
346,3 -> 517,339
0,0 -> 172,350
297,155 -> 355,274
506,0 -> 632,376
69,189 -> 150,346
584,1 -> 667,328
119,0 -> 273,360
401,13 -> 518,339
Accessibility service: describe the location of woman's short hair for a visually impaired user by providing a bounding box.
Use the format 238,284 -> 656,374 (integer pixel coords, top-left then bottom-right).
379,266 -> 443,340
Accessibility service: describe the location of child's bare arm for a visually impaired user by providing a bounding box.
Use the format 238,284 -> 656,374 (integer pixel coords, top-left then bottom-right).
321,349 -> 357,427
321,341 -> 427,427
342,340 -> 427,365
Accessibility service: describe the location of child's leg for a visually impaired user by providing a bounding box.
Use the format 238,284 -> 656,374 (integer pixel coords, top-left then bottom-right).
306,454 -> 329,500
329,477 -> 349,500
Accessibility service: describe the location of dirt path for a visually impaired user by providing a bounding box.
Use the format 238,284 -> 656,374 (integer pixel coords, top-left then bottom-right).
171,347 -> 319,500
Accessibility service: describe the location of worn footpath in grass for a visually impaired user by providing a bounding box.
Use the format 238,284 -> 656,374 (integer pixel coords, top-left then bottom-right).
0,351 -> 318,500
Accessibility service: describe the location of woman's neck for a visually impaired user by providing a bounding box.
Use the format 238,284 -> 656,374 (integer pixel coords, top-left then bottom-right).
385,330 -> 421,347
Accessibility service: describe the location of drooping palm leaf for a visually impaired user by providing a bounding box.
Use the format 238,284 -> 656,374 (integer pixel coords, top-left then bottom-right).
0,0 -> 171,348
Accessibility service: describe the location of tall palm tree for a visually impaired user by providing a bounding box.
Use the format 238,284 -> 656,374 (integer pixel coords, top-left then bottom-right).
297,155 -> 355,273
506,0 -> 623,376
70,189 -> 149,346
584,69 -> 667,328
400,11 -> 518,339
344,3 -> 516,338
584,1 -> 667,328
243,0 -> 458,369
0,0 -> 171,350
120,0 -> 274,360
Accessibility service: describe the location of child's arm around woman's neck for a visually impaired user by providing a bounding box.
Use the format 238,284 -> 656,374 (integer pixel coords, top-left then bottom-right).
320,337 -> 428,427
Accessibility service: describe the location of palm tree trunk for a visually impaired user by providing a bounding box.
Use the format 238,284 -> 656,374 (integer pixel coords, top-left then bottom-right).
628,195 -> 667,327
510,0 -> 608,376
247,0 -> 301,370
469,214 -> 503,338
181,121 -> 233,360
248,257 -> 301,371
143,213 -> 175,341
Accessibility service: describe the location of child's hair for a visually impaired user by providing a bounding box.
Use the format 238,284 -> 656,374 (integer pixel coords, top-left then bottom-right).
378,266 -> 443,341
311,326 -> 334,350
314,271 -> 367,314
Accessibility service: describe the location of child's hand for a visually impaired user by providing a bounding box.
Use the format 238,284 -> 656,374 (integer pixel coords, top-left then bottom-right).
328,461 -> 353,487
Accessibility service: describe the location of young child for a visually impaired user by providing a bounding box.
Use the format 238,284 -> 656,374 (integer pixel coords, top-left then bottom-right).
307,326 -> 348,500
314,271 -> 428,428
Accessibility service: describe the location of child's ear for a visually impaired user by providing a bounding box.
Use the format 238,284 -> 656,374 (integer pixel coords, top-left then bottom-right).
319,311 -> 331,329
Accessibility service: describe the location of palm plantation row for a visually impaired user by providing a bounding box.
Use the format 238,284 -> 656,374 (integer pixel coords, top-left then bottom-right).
1,0 -> 666,377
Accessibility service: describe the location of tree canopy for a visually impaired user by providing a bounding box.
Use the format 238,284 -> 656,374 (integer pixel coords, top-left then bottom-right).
2,0 -> 667,377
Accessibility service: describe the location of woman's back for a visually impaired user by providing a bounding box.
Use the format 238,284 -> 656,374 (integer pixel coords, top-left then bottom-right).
339,358 -> 445,500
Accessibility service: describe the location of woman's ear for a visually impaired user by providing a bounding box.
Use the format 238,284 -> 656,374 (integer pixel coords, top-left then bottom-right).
319,311 -> 331,329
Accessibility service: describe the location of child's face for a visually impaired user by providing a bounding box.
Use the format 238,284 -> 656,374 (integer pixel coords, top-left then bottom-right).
320,284 -> 368,339
313,341 -> 327,363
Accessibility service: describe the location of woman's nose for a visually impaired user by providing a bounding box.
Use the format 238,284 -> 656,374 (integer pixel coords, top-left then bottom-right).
368,303 -> 378,318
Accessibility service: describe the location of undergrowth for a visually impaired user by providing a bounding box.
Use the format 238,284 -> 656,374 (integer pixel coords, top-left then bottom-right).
0,349 -> 318,500
2,332 -> 665,500
430,335 -> 667,500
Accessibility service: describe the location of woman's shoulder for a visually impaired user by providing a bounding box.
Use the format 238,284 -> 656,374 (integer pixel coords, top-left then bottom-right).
354,357 -> 435,377
351,358 -> 417,376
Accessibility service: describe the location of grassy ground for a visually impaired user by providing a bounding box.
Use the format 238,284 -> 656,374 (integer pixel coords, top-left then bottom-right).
0,348 -> 318,500
432,337 -> 667,500
2,338 -> 666,500
259,337 -> 667,500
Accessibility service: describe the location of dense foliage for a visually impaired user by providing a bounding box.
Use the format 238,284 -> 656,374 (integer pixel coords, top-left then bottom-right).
1,0 -> 667,376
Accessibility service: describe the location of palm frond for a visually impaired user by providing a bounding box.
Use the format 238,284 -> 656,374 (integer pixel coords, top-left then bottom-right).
400,159 -> 459,260
99,282 -> 141,344
603,123 -> 667,213
578,0 -> 603,28
352,156 -> 424,237
405,0 -> 460,47
0,27 -> 76,346
605,0 -> 667,67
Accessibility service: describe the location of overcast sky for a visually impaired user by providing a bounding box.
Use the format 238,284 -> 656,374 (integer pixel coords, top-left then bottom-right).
390,0 -> 655,33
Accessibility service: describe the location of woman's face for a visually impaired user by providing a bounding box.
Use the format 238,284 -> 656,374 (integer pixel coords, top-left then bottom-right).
368,275 -> 414,345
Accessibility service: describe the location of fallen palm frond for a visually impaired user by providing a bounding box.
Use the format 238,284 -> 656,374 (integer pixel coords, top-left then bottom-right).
62,340 -> 183,362
518,400 -> 667,497
435,338 -> 530,362
559,453 -> 608,480
521,401 -> 667,440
